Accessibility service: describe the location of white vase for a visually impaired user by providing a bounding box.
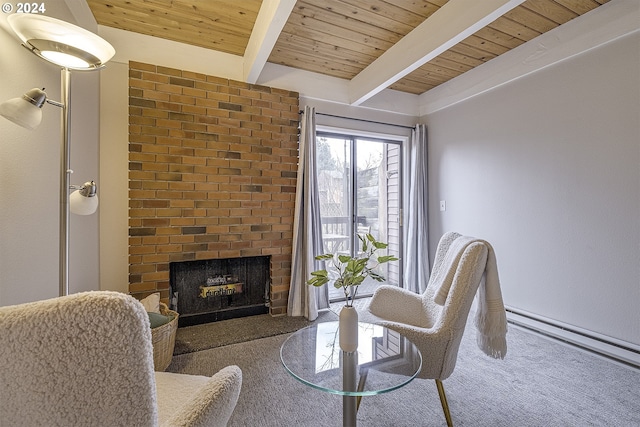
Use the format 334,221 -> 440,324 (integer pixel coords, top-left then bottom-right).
339,305 -> 359,352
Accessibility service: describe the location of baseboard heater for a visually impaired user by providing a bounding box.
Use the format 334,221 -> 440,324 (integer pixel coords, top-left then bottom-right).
505,307 -> 640,369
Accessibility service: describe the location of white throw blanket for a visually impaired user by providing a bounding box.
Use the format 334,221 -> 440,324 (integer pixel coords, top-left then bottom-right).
433,235 -> 508,359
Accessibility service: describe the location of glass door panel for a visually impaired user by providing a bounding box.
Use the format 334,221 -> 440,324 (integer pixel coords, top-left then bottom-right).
354,139 -> 401,296
353,139 -> 385,296
317,135 -> 353,257
316,133 -> 402,302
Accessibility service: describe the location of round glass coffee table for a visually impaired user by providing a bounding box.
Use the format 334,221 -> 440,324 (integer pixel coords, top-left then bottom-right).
280,321 -> 422,427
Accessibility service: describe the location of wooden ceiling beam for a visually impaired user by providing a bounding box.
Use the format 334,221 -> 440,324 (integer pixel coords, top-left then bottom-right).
348,0 -> 527,106
244,0 -> 297,83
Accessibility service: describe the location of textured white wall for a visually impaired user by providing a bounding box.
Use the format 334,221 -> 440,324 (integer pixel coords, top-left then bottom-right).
0,5 -> 100,305
426,32 -> 640,346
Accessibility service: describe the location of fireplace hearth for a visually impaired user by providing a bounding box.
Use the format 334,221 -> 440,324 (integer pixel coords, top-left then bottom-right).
170,256 -> 271,327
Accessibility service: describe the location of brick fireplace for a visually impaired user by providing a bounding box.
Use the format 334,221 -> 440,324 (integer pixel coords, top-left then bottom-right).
128,61 -> 299,317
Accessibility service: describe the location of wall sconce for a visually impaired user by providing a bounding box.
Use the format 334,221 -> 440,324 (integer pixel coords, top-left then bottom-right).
0,14 -> 115,296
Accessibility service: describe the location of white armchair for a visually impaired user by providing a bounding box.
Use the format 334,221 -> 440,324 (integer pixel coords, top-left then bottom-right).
361,232 -> 507,426
0,291 -> 242,427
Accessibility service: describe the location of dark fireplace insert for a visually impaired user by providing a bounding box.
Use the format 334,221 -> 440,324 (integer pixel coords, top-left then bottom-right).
170,255 -> 270,327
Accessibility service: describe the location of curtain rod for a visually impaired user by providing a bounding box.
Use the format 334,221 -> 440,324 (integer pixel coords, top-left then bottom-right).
299,110 -> 415,130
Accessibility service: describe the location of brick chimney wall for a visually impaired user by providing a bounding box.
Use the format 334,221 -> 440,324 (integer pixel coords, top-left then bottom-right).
128,61 -> 299,316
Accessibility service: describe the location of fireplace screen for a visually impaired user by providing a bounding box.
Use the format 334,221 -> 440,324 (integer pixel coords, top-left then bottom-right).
170,255 -> 270,326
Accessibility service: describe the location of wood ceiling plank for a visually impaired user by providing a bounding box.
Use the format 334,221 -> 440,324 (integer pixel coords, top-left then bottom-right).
338,0 -> 432,27
418,0 -> 450,8
427,56 -> 476,74
386,0 -> 446,18
415,62 -> 465,80
290,1 -> 406,40
459,34 -> 512,57
396,66 -> 447,85
282,7 -> 396,52
87,0 -> 260,55
268,47 -> 361,79
279,22 -> 389,57
391,69 -> 453,92
89,5 -> 150,24
390,80 -> 433,94
437,50 -> 486,69
524,0 -> 579,24
275,33 -> 377,64
90,10 -> 233,39
447,43 -> 499,62
303,0 -> 416,35
97,1 -> 256,36
473,26 -> 527,50
394,61 -> 466,94
504,2 -> 562,33
273,33 -> 375,72
89,0 -> 259,32
145,0 -> 261,23
91,11 -> 249,54
179,0 -> 261,13
402,73 -> 446,88
553,0 -> 604,15
487,15 -> 542,40
271,0 -> 412,72
397,68 -> 444,83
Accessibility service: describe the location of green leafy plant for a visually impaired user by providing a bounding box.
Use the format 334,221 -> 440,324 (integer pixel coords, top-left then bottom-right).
307,234 -> 398,307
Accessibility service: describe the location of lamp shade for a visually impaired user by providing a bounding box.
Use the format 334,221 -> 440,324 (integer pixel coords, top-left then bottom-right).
7,14 -> 115,70
70,190 -> 99,215
0,95 -> 43,130
70,181 -> 99,215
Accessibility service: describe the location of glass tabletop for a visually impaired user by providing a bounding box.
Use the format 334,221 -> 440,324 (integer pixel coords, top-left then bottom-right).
280,321 -> 422,397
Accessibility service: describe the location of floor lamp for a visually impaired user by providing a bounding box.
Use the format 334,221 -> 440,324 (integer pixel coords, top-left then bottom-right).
0,14 -> 115,296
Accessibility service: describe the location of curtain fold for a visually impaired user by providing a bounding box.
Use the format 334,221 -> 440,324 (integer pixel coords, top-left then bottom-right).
403,124 -> 430,293
287,106 -> 328,320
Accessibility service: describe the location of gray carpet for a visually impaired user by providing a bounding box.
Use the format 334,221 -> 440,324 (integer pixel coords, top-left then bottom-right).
167,314 -> 640,426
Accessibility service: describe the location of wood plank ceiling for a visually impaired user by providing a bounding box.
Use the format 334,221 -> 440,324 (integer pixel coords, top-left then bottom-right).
87,0 -> 610,97
87,0 -> 263,56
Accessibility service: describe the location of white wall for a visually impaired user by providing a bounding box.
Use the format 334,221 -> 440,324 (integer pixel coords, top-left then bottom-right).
425,31 -> 640,346
99,61 -> 129,293
0,4 -> 101,305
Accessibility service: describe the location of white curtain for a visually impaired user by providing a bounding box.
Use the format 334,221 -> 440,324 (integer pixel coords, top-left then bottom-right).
403,124 -> 430,293
288,106 -> 328,320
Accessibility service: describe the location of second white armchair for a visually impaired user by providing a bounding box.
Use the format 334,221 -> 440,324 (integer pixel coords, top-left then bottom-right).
361,231 -> 507,426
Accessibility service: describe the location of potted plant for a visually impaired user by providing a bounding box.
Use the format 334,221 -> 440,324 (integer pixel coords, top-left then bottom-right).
308,233 -> 398,351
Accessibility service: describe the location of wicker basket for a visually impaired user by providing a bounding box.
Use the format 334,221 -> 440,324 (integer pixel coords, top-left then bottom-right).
151,302 -> 179,371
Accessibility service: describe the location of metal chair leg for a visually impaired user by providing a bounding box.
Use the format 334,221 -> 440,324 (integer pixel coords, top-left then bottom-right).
435,379 -> 453,427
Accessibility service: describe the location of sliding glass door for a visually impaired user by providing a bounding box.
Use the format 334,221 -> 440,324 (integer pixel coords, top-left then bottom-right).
316,132 -> 402,302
